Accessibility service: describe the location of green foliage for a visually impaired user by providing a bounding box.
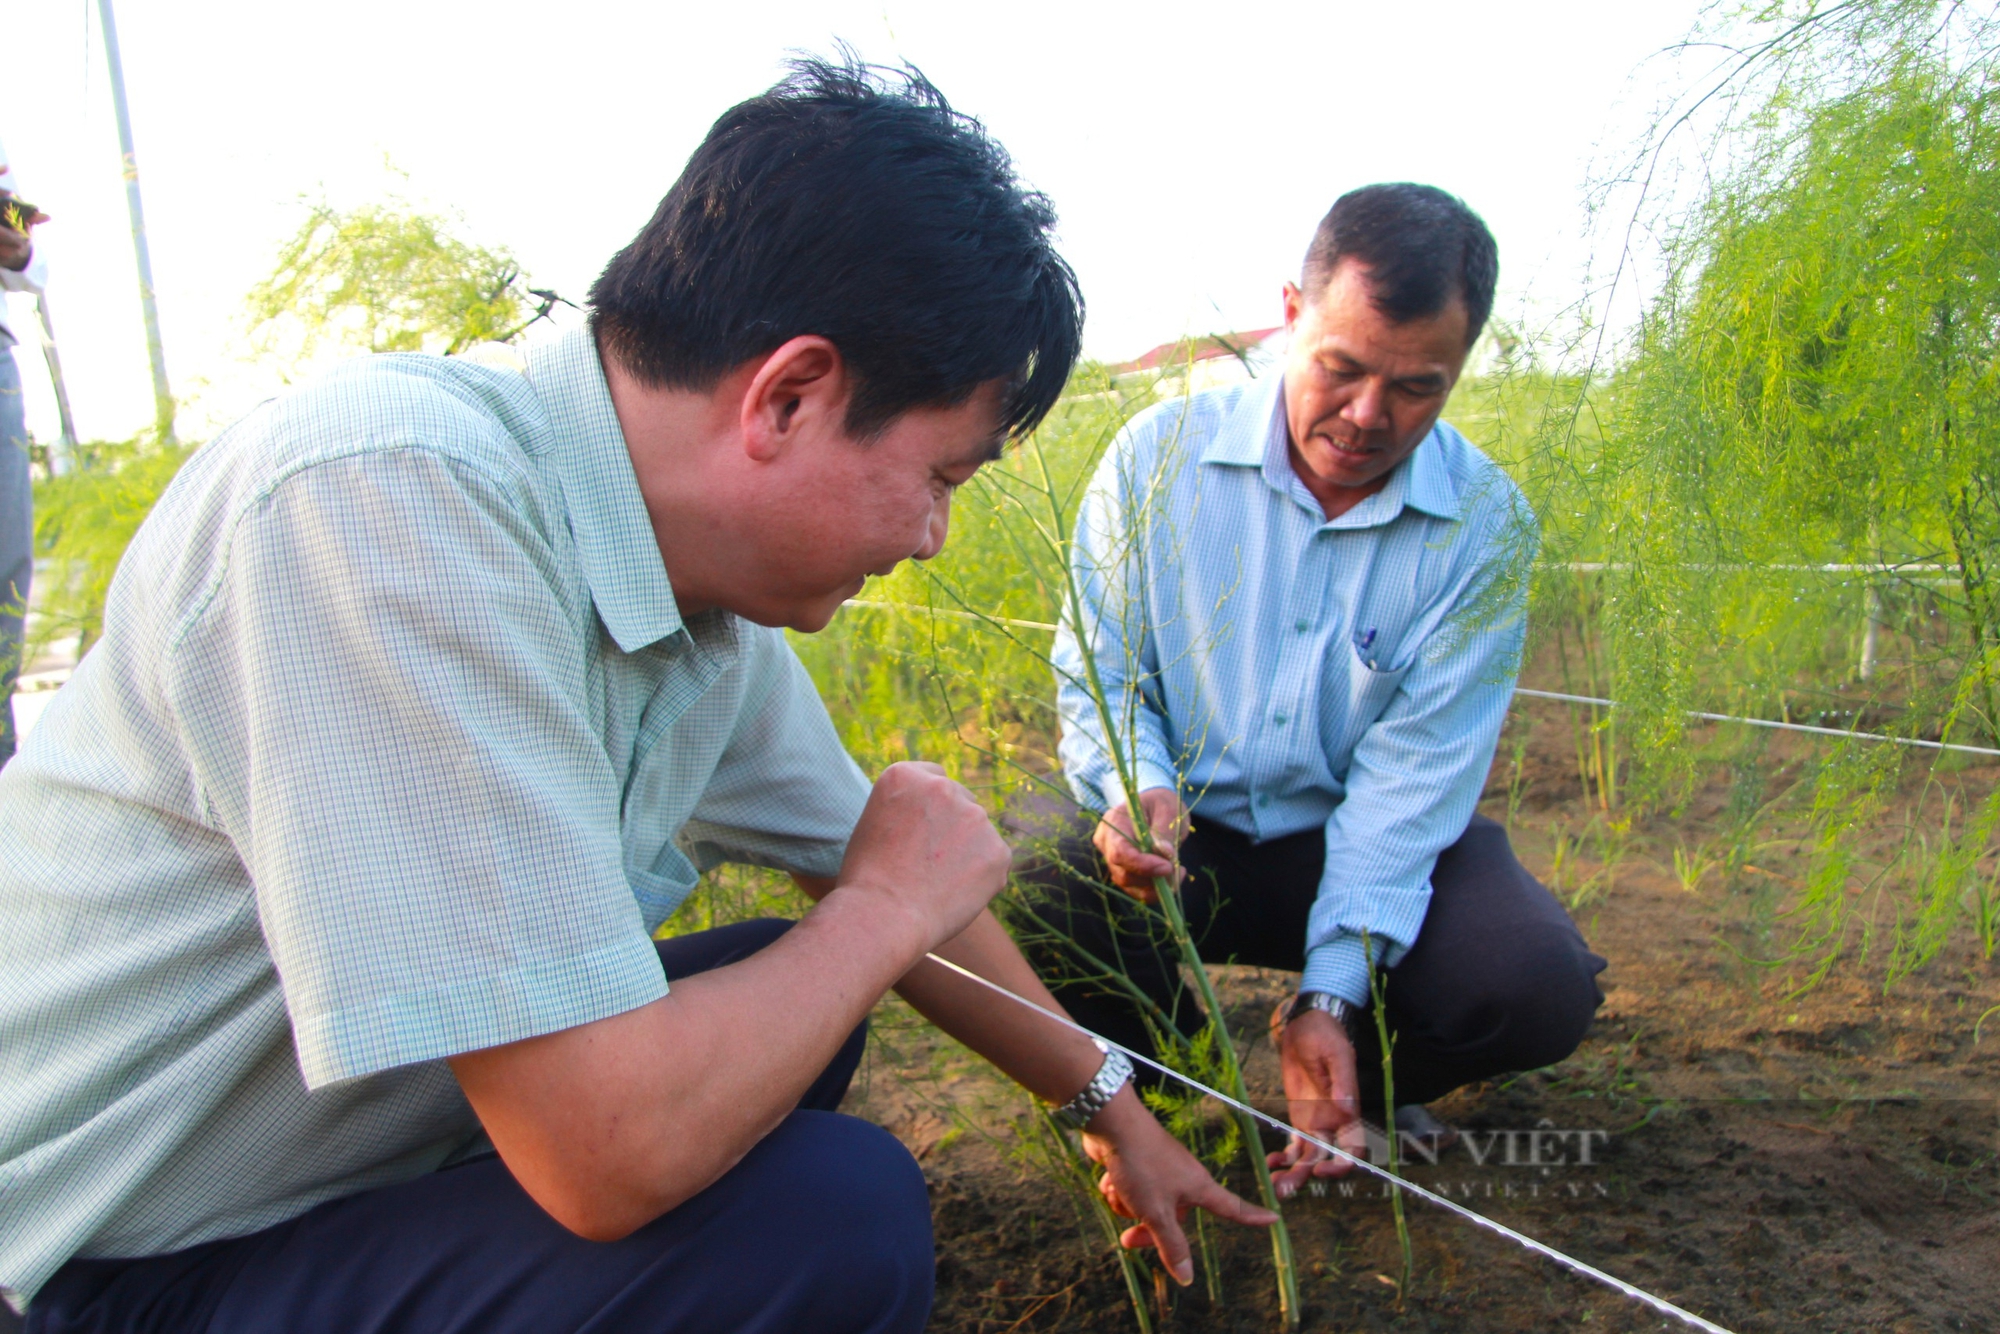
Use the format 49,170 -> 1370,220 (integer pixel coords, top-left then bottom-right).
31,201 -> 551,671
246,200 -> 548,363
1889,787 -> 2000,980
1506,2 -> 2000,979
31,440 -> 190,658
1610,45 -> 2000,706
791,362 -> 1150,798
1366,941 -> 1413,1307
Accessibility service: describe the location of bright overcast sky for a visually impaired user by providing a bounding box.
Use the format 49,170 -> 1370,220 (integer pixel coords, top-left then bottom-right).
2,0 -> 1715,443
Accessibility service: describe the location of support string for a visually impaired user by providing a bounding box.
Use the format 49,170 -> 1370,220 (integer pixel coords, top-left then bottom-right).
840,601 -> 2000,759
922,952 -> 1736,1334
1512,687 -> 2000,758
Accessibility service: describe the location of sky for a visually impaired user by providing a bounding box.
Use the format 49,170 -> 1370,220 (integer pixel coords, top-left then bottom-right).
0,0 -> 1718,444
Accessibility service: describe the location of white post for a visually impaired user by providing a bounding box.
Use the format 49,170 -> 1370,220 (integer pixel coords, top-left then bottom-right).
96,0 -> 175,444
1859,582 -> 1880,682
33,292 -> 77,475
1859,521 -> 1883,683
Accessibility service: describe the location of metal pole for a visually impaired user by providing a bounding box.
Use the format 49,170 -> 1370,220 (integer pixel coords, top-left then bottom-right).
33,293 -> 77,475
96,0 -> 174,444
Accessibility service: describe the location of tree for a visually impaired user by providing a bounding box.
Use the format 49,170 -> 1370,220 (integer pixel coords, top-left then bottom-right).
246,200 -> 560,362
1577,0 -> 2000,979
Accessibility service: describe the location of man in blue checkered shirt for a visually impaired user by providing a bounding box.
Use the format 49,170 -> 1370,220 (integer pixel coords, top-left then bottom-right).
1024,184 -> 1607,1198
0,59 -> 1278,1333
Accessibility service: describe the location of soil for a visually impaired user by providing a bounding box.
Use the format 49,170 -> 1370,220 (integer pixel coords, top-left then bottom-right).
841,704 -> 2000,1333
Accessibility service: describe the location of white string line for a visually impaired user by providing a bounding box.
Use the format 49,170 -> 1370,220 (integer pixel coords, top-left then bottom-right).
1514,688 -> 2000,758
1560,561 -> 1955,575
920,954 -> 1736,1334
845,599 -> 1059,632
841,601 -> 2000,760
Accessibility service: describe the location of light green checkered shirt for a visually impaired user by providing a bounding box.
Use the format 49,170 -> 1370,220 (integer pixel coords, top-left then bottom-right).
0,328 -> 872,1311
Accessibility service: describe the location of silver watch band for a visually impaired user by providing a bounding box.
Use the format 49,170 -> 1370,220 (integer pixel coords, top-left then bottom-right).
1283,989 -> 1360,1037
1052,1039 -> 1134,1130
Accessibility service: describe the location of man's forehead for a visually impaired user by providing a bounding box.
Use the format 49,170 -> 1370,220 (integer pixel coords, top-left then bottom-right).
1312,325 -> 1457,377
1303,269 -> 1470,367
1304,296 -> 1465,372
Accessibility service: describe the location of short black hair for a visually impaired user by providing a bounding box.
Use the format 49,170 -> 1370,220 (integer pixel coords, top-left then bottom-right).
1301,183 -> 1498,347
590,54 -> 1083,440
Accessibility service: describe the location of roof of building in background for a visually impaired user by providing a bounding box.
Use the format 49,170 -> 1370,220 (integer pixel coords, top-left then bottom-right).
1109,326 -> 1284,375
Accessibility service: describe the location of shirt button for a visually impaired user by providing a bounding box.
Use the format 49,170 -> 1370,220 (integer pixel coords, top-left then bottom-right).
1273,713 -> 1288,726
1256,794 -> 1272,808
1294,620 -> 1310,634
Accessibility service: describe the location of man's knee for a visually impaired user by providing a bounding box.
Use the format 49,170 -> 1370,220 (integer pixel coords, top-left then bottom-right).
1450,930 -> 1606,1071
1520,936 -> 1604,1062
754,1113 -> 934,1330
1417,817 -> 1606,1066
1398,892 -> 1602,1052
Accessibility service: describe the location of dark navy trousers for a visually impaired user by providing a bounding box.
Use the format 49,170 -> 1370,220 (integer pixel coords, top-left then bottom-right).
1020,813 -> 1608,1108
23,919 -> 932,1334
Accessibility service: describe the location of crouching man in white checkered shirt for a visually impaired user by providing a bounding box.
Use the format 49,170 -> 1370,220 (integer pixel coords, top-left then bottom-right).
0,58 -> 1277,1334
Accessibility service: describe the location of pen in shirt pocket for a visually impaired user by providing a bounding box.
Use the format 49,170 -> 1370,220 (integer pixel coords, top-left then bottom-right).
1354,626 -> 1379,669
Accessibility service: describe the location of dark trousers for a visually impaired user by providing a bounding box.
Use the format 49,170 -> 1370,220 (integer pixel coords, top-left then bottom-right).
1018,814 -> 1607,1109
24,919 -> 932,1334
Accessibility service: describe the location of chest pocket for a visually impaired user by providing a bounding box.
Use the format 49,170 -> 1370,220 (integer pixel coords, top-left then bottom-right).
1335,638 -> 1412,762
1320,640 -> 1416,776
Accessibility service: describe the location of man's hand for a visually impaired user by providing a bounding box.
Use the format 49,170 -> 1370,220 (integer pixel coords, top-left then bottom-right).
1092,786 -> 1188,902
1082,1086 -> 1277,1285
1266,1007 -> 1370,1198
0,189 -> 46,273
0,221 -> 33,273
837,760 -> 1013,954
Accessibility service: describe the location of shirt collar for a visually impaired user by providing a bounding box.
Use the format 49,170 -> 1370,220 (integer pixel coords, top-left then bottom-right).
1201,373 -> 1462,526
1198,373 -> 1284,467
1401,429 -> 1462,521
527,327 -> 687,653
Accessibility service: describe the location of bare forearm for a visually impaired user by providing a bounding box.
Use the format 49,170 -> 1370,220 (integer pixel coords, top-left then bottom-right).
451,885 -> 926,1239
897,910 -> 1105,1102
793,875 -> 1101,1106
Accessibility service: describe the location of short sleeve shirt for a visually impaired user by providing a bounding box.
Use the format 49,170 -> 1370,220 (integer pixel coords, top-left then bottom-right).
0,329 -> 872,1310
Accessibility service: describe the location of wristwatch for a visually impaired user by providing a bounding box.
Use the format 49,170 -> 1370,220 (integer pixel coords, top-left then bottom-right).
1280,990 -> 1361,1039
1052,1039 -> 1134,1130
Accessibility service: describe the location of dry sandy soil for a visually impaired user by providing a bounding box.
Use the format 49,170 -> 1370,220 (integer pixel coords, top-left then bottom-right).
844,708 -> 2000,1333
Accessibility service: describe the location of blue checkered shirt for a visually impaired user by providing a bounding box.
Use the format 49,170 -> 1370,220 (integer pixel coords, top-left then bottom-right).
1053,373 -> 1534,1005
0,329 -> 871,1311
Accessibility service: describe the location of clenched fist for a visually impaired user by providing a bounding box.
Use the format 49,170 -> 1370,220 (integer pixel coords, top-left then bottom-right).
836,761 -> 1012,955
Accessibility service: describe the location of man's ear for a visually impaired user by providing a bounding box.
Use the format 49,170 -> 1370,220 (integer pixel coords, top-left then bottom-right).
1282,281 -> 1306,332
740,336 -> 848,463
